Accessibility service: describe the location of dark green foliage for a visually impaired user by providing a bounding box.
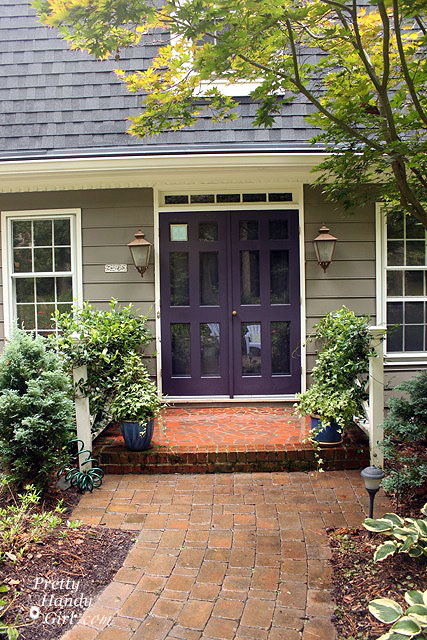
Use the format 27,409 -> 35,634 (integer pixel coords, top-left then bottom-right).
0,330 -> 75,489
384,372 -> 427,443
52,300 -> 153,430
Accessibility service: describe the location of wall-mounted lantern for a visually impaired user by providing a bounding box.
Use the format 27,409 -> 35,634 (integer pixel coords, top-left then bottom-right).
313,224 -> 338,272
128,230 -> 152,278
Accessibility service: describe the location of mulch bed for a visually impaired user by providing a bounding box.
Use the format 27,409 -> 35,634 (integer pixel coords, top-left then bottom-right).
1,485 -> 134,640
328,527 -> 427,640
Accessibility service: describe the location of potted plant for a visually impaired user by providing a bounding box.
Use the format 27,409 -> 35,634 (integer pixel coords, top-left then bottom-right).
295,306 -> 373,446
110,353 -> 163,451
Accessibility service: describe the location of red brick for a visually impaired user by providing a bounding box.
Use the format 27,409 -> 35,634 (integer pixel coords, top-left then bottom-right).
177,600 -> 214,629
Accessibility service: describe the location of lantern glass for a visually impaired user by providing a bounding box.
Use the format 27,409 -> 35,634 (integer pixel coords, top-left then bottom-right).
313,225 -> 338,271
128,230 -> 152,276
361,466 -> 385,491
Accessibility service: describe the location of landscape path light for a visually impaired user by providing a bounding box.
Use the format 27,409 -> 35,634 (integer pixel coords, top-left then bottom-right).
361,465 -> 385,530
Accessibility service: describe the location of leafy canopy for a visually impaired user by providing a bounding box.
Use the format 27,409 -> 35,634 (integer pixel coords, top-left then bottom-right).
34,0 -> 427,227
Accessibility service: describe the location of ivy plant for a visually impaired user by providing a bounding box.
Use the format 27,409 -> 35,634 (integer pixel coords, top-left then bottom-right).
369,589 -> 427,640
363,503 -> 427,562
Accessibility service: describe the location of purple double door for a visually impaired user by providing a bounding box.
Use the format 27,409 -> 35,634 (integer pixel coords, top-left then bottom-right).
160,210 -> 301,397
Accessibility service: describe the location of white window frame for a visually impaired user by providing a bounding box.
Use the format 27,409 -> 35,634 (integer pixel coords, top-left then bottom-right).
1,208 -> 83,339
376,203 -> 427,363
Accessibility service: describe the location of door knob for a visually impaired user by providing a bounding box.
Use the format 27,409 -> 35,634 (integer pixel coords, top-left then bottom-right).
232,310 -> 237,316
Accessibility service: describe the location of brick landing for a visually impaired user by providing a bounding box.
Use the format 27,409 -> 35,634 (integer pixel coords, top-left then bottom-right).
94,408 -> 369,474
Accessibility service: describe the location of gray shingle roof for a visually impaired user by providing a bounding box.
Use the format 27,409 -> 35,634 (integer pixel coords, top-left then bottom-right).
0,0 -> 320,159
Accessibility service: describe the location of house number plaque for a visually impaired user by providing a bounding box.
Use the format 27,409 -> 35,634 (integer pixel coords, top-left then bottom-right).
104,264 -> 128,273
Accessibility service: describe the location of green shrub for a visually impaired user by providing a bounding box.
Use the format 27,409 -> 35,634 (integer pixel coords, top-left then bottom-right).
369,589 -> 427,639
0,330 -> 74,489
52,300 -> 153,430
110,352 -> 163,424
363,502 -> 427,562
296,306 -> 373,428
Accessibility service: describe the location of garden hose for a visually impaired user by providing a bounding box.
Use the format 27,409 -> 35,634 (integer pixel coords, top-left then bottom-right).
57,439 -> 104,493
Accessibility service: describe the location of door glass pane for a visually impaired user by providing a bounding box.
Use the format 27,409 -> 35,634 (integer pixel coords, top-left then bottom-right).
170,252 -> 189,306
54,219 -> 71,245
13,221 -> 32,247
405,325 -> 424,351
240,251 -> 260,304
34,248 -> 53,272
270,250 -> 289,304
239,221 -> 258,240
271,321 -> 290,374
17,304 -> 35,330
199,222 -> 218,242
200,323 -> 220,376
36,277 -> 55,302
241,322 -> 261,376
171,323 -> 191,376
15,278 -> 34,303
406,241 -> 425,266
54,247 -> 72,271
200,252 -> 219,306
387,241 -> 404,266
405,271 -> 424,296
170,224 -> 188,242
387,270 -> 403,296
13,249 -> 32,273
34,220 -> 52,246
269,220 -> 288,240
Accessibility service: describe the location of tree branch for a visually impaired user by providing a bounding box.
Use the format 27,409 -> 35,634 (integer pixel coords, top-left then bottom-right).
377,1 -> 390,91
393,0 -> 427,126
415,16 -> 426,36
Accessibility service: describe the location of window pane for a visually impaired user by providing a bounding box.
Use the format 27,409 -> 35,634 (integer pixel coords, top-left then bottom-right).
14,248 -> 32,273
36,304 -> 55,330
387,213 -> 404,239
170,252 -> 189,306
405,271 -> 424,296
241,322 -> 261,375
271,321 -> 290,374
387,241 -> 404,266
406,217 -> 425,239
34,220 -> 52,246
406,241 -> 425,266
217,194 -> 240,203
36,277 -> 55,302
54,247 -> 71,272
270,250 -> 289,304
54,219 -> 71,245
57,303 -> 72,316
171,323 -> 191,376
387,270 -> 403,296
405,301 -> 424,324
165,195 -> 188,205
199,223 -> 218,242
405,325 -> 424,351
56,277 -> 73,302
17,304 -> 35,330
387,302 -> 403,323
240,251 -> 260,305
268,193 -> 292,202
387,324 -> 403,351
13,221 -> 32,247
239,221 -> 258,240
242,193 -> 266,203
34,248 -> 53,272
190,194 -> 214,204
15,278 -> 34,303
269,220 -> 288,240
170,224 -> 188,242
200,323 -> 220,376
200,252 -> 219,306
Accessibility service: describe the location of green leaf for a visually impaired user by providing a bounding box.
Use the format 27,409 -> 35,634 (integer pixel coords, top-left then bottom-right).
369,598 -> 404,624
363,518 -> 394,533
420,504 -> 427,517
391,616 -> 422,635
374,541 -> 399,562
0,586 -> 9,593
7,628 -> 19,640
406,605 -> 427,625
405,591 -> 425,607
383,513 -> 405,526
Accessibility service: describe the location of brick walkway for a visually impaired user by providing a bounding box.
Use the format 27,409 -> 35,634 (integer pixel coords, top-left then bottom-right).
62,471 -> 391,640
95,408 -> 368,474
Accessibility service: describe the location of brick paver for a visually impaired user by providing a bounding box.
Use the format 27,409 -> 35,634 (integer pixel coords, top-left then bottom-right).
63,471 -> 392,640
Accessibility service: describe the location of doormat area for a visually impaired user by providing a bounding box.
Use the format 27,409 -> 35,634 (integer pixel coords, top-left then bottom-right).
93,407 -> 369,474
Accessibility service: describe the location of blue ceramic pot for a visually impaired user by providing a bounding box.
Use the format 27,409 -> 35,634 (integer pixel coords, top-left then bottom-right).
120,419 -> 154,451
310,415 -> 343,447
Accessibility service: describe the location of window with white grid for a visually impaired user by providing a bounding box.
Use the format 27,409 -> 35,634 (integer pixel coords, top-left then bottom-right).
386,212 -> 427,353
5,211 -> 81,337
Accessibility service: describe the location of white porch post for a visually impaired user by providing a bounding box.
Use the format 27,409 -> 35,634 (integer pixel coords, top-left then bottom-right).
368,326 -> 386,468
72,363 -> 92,471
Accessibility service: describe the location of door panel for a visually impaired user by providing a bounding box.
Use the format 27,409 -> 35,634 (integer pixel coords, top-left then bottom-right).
160,210 -> 301,396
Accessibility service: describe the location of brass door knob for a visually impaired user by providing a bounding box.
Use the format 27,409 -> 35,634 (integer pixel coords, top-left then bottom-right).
232,310 -> 237,316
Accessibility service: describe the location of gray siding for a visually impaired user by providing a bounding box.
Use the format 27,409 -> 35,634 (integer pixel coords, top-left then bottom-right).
0,188 -> 155,350
304,185 -> 376,379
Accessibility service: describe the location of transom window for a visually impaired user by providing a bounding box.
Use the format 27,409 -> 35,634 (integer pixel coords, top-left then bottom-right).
386,212 -> 427,353
3,210 -> 81,337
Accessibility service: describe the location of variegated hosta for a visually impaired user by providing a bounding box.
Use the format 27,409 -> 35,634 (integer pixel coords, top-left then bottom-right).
363,503 -> 427,562
369,589 -> 427,640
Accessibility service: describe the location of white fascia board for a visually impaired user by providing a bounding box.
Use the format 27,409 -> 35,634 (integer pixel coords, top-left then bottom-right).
0,152 -> 328,193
